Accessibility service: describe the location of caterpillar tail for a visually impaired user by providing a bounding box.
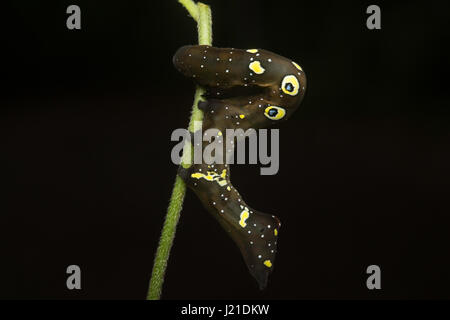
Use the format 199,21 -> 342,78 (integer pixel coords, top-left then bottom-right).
178,163 -> 281,290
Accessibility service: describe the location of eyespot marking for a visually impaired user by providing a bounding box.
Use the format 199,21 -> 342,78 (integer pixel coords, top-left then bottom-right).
264,106 -> 286,120
281,75 -> 300,96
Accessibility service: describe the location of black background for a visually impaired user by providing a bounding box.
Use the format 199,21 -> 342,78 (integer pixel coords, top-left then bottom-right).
1,0 -> 449,299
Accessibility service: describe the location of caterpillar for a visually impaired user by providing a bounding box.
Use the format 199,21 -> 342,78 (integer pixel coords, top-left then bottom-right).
173,45 -> 306,289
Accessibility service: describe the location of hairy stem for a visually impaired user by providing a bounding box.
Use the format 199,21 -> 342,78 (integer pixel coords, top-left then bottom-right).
146,0 -> 212,300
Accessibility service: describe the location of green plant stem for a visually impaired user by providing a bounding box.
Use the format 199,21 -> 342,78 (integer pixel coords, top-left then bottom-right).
146,0 -> 212,300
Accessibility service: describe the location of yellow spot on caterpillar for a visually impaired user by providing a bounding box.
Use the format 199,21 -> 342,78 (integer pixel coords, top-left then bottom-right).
246,49 -> 258,53
218,131 -> 222,136
239,208 -> 250,228
227,186 -> 231,191
239,114 -> 245,119
274,228 -> 278,236
292,61 -> 303,71
217,180 -> 227,187
191,170 -> 228,187
281,75 -> 300,96
249,61 -> 265,74
191,172 -> 212,181
263,260 -> 272,268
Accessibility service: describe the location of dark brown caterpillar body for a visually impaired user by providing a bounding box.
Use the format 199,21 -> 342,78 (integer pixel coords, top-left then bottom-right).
174,45 -> 306,289
174,45 -> 306,132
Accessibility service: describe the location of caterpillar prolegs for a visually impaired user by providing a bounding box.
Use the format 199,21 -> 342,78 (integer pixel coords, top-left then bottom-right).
174,45 -> 306,289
